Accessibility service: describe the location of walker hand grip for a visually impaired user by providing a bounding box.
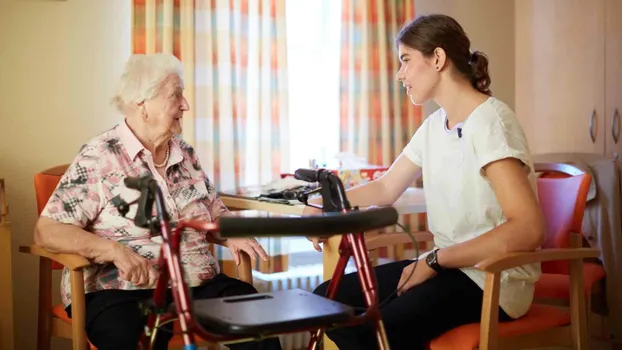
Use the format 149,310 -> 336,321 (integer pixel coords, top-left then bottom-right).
124,174 -> 155,191
294,168 -> 321,182
218,207 -> 399,237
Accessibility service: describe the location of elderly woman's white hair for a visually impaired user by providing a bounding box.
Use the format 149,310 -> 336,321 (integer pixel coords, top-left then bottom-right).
111,53 -> 184,112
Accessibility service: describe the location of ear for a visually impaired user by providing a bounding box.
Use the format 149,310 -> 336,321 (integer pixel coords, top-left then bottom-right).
135,100 -> 148,120
433,47 -> 447,71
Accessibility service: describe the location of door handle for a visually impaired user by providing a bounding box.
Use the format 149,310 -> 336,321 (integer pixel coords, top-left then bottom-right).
612,109 -> 620,144
590,110 -> 596,143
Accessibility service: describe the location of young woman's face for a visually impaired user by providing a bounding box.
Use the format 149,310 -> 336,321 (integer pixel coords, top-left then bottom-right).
395,44 -> 440,105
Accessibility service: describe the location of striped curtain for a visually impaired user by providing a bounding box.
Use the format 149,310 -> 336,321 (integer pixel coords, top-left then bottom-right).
340,0 -> 421,167
132,0 -> 289,192
340,0 -> 428,258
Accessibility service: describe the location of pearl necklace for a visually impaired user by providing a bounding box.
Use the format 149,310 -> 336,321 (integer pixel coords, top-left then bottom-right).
154,146 -> 170,168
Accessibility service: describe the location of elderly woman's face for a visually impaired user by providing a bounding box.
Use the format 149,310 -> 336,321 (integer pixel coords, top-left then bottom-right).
144,74 -> 189,138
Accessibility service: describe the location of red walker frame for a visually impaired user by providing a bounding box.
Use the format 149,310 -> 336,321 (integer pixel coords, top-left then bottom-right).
119,172 -> 391,350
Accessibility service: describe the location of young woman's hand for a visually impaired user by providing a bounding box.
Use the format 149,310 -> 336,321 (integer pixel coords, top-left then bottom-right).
303,205 -> 330,252
397,260 -> 437,296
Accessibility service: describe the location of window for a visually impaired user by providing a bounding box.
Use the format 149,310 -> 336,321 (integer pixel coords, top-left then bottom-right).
285,0 -> 342,172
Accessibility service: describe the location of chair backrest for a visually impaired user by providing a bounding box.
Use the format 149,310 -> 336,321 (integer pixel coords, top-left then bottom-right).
535,162 -> 591,274
34,164 -> 70,270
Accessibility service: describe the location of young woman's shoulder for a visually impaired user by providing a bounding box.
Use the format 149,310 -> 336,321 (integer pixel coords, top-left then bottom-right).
468,97 -> 523,133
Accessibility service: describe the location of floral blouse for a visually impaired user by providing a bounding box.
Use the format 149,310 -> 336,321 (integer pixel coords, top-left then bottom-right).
41,120 -> 227,307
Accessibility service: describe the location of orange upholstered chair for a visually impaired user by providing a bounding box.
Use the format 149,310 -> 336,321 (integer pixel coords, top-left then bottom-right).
21,164 -> 253,350
428,162 -> 599,350
533,164 -> 607,337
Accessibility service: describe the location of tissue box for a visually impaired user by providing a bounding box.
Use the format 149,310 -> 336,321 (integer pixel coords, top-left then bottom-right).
280,166 -> 389,189
332,167 -> 389,189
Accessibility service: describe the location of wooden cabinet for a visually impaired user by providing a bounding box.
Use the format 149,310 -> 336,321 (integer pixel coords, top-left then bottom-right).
605,0 -> 622,159
515,0 -> 621,157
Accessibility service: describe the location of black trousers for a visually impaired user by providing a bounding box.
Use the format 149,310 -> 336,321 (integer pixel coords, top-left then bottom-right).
66,273 -> 282,350
313,260 -> 514,350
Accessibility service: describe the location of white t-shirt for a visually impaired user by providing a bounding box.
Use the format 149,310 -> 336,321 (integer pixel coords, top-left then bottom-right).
402,97 -> 541,318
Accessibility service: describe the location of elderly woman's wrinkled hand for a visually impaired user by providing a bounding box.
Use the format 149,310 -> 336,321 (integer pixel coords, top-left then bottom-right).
225,238 -> 269,266
108,243 -> 159,287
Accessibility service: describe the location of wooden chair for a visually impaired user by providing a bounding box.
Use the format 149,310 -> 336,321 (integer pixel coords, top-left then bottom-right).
0,179 -> 15,350
355,162 -> 599,349
21,164 -> 254,350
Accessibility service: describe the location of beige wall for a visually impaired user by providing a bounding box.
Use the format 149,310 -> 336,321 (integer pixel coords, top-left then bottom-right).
0,1 -> 131,349
414,0 -> 515,116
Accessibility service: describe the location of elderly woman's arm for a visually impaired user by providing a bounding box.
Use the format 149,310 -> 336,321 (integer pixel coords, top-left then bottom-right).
34,216 -> 117,261
35,216 -> 157,286
36,147 -> 158,286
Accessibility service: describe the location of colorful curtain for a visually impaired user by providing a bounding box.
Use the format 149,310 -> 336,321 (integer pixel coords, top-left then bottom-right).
340,0 -> 421,167
132,0 -> 290,275
132,0 -> 289,192
340,0 -> 427,256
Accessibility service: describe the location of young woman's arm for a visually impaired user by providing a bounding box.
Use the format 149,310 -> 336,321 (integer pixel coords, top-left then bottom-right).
306,153 -> 422,209
436,157 -> 546,268
305,153 -> 422,251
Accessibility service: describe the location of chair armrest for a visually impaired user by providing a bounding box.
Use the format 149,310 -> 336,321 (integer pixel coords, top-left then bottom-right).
475,247 -> 600,273
365,231 -> 434,251
19,245 -> 91,271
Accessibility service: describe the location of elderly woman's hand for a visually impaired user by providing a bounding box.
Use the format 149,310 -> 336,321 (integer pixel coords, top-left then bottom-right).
225,238 -> 269,266
104,243 -> 159,287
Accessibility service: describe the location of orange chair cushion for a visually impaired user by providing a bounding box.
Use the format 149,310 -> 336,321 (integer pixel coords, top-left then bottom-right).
52,303 -> 72,324
428,304 -> 571,350
535,262 -> 606,299
51,304 -> 97,350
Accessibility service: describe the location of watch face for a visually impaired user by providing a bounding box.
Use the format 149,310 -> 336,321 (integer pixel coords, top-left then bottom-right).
426,251 -> 436,265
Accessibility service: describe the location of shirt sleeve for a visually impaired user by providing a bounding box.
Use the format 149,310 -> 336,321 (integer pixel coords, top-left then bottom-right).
203,175 -> 228,220
401,118 -> 430,167
472,113 -> 532,175
40,144 -> 104,228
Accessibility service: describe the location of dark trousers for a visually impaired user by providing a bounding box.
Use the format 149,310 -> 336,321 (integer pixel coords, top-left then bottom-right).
313,260 -> 514,350
66,273 -> 282,350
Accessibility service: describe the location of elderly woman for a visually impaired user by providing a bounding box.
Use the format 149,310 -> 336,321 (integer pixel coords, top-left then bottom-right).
34,53 -> 282,350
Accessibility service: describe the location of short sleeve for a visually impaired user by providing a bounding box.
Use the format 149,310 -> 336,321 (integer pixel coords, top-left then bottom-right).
40,144 -> 104,228
182,141 -> 229,221
472,113 -> 532,175
402,117 -> 430,167
203,175 -> 228,220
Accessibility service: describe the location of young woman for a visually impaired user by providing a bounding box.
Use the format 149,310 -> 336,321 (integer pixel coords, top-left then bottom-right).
307,14 -> 545,349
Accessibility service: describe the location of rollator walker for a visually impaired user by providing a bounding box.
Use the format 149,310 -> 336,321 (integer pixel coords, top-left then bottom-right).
114,168 -> 399,350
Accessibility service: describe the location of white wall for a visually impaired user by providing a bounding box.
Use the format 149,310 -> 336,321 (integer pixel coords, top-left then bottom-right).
0,1 -> 131,348
415,0 -> 515,116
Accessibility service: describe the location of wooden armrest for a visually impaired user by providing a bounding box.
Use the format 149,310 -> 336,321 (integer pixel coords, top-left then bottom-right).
19,245 -> 91,270
475,248 -> 600,273
365,231 -> 434,251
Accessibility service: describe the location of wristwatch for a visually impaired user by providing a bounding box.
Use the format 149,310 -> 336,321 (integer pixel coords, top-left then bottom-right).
425,248 -> 443,273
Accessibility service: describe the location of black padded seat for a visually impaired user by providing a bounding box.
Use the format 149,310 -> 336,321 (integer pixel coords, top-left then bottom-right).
192,289 -> 354,336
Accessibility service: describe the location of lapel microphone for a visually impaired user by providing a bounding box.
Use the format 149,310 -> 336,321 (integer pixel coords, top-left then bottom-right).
457,128 -> 463,138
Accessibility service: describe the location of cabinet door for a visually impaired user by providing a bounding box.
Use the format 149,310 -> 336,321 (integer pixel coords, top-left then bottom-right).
515,0 -> 606,155
605,0 -> 622,159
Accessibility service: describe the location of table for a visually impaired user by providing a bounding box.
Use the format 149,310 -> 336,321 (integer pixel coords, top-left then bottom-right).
219,187 -> 428,350
220,186 -> 426,216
